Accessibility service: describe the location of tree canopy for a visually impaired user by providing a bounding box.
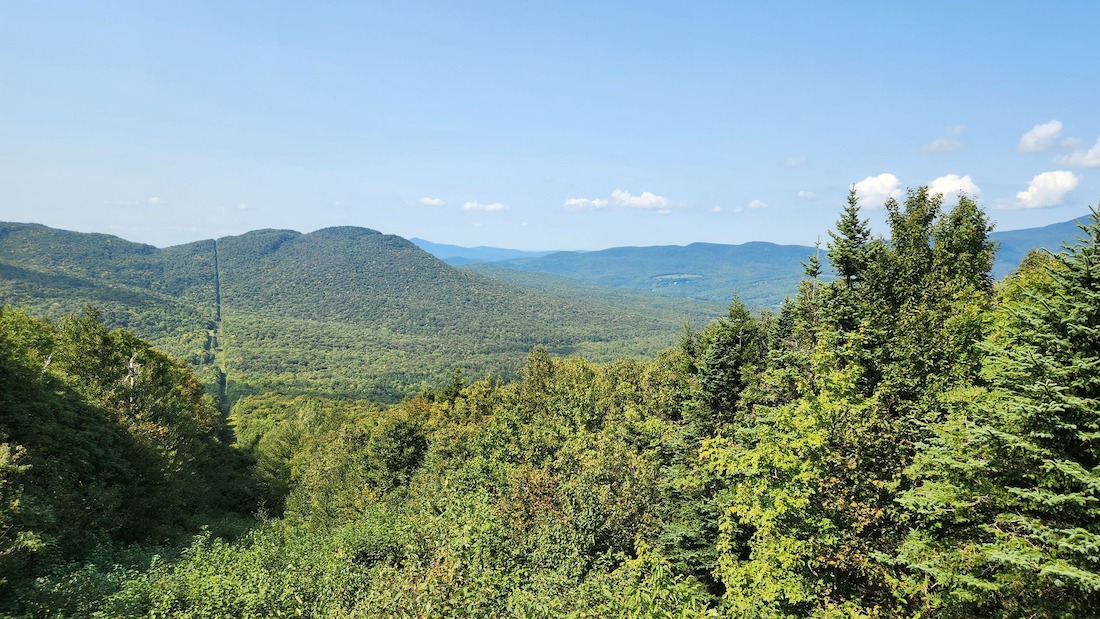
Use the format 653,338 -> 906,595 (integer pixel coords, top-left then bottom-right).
2,193 -> 1097,618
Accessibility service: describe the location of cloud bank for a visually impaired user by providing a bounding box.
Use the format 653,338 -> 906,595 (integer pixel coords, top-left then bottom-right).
1018,120 -> 1079,152
563,197 -> 610,211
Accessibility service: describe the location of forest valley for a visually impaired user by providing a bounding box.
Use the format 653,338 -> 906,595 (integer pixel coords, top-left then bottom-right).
1,188 -> 1098,618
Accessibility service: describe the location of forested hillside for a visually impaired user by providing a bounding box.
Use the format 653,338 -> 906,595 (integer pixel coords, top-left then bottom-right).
0,224 -> 218,374
0,223 -> 723,405
214,226 -> 719,402
0,308 -> 256,605
3,190 -> 1097,618
989,216 -> 1087,277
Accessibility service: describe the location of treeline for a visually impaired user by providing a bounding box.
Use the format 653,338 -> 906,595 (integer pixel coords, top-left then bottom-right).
2,190 -> 1098,617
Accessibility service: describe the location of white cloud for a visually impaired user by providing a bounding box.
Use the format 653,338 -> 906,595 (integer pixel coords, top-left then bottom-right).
853,173 -> 902,209
928,174 -> 981,200
417,197 -> 445,207
922,138 -> 964,154
710,206 -> 722,213
1017,120 -> 1080,152
781,156 -> 806,167
747,199 -> 768,209
796,190 -> 817,199
1054,137 -> 1100,168
238,203 -> 250,210
656,209 -> 672,216
463,201 -> 508,212
948,124 -> 967,136
611,189 -> 672,210
1015,171 -> 1079,208
146,197 -> 163,205
563,197 -> 610,211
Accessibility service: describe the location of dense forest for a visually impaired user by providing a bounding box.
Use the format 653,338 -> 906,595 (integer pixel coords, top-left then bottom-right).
0,222 -> 722,405
2,189 -> 1098,617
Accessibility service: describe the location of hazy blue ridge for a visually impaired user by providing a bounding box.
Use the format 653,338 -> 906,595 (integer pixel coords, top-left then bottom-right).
479,241 -> 821,308
409,237 -> 558,264
431,216 -> 1091,307
989,218 -> 1088,279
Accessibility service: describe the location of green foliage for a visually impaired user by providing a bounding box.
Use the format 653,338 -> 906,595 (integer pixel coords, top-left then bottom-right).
696,297 -> 768,433
900,206 -> 1100,617
827,188 -> 871,287
1,199 -> 1094,617
0,222 -> 722,407
0,307 -> 257,610
0,441 -> 43,587
704,188 -> 997,617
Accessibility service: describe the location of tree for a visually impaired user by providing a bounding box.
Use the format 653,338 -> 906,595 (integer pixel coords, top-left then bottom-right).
697,296 -> 767,433
827,188 -> 872,287
708,188 -> 997,616
901,205 -> 1100,616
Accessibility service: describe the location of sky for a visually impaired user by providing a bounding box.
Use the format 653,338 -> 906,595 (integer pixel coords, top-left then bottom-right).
2,1 -> 1099,250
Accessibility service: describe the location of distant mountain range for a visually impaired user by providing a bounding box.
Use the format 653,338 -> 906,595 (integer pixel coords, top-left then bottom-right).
988,218 -> 1087,276
474,242 -> 816,308
409,238 -> 556,265
414,217 -> 1090,307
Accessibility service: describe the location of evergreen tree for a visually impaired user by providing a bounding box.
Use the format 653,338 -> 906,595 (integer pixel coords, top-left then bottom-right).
901,205 -> 1100,616
709,188 -> 997,617
698,296 -> 766,433
803,241 -> 823,280
827,188 -> 871,287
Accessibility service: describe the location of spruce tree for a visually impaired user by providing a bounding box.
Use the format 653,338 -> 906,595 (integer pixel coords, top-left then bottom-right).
901,206 -> 1100,616
709,189 -> 997,617
827,188 -> 871,287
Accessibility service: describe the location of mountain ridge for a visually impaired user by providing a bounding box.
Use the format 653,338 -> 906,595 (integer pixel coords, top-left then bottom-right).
0,221 -> 723,404
417,216 -> 1090,306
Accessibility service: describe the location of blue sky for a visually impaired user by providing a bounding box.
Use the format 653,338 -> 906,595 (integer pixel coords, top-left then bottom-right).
2,1 -> 1098,250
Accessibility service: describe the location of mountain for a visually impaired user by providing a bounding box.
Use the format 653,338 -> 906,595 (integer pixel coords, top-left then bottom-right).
482,241 -> 819,308
460,217 -> 1092,308
990,217 -> 1087,278
0,222 -> 723,404
0,222 -> 218,368
409,238 -> 557,265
